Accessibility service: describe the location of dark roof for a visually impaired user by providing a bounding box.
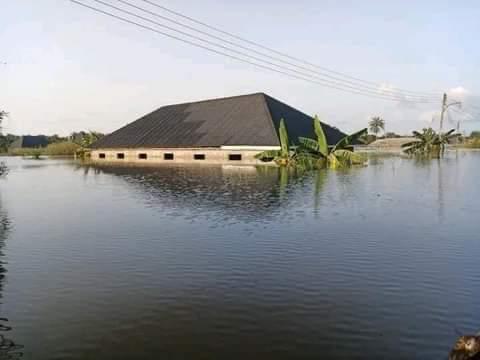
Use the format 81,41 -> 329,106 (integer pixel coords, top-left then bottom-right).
91,93 -> 347,149
9,136 -> 48,149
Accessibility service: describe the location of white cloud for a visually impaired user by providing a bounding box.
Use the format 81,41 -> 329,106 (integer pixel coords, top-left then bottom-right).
447,86 -> 469,100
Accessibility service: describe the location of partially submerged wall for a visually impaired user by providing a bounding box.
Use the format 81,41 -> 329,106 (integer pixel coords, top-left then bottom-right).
90,147 -> 277,165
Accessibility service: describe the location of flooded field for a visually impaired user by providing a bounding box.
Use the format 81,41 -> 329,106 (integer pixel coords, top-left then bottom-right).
0,151 -> 479,359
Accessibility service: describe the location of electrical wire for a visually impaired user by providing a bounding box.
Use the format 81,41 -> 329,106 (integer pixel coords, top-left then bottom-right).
137,0 -> 442,97
69,0 -> 438,103
113,0 -> 436,101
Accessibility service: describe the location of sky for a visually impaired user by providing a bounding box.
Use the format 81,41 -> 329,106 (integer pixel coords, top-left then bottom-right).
1,0 -> 480,136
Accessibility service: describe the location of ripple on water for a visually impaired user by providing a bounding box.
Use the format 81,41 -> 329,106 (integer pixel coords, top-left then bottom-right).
0,153 -> 479,359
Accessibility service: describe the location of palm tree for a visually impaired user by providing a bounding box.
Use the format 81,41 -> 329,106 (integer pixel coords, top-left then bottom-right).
402,128 -> 458,157
369,116 -> 385,136
298,115 -> 367,169
255,118 -> 296,166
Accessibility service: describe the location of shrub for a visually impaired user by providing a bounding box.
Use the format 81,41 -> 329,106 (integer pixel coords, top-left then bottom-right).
464,138 -> 480,148
470,131 -> 480,138
9,141 -> 81,158
43,141 -> 81,156
8,147 -> 43,157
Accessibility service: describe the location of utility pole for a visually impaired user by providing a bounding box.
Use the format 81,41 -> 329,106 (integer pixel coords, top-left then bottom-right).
439,93 -> 462,134
439,93 -> 447,134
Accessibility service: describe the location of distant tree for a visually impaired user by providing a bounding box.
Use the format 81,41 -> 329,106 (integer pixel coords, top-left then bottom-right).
0,111 -> 8,176
0,110 -> 8,134
47,134 -> 68,144
71,131 -> 104,148
369,116 -> 385,136
470,131 -> 480,138
69,131 -> 104,159
360,133 -> 377,145
384,132 -> 400,138
0,134 -> 18,153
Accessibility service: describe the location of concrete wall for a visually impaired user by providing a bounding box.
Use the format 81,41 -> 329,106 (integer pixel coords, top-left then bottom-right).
90,147 -> 275,165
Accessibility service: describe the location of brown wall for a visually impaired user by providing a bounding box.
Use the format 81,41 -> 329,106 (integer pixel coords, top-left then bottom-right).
90,148 -> 274,165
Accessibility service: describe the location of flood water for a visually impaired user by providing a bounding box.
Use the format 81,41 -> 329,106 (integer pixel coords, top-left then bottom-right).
0,151 -> 479,359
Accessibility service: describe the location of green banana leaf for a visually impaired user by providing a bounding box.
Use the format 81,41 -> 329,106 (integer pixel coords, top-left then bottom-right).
254,150 -> 281,160
333,128 -> 368,152
333,149 -> 365,165
298,137 -> 322,154
313,115 -> 328,157
279,118 -> 289,157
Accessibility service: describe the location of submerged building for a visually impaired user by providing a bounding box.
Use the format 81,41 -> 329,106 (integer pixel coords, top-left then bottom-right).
91,93 -> 347,165
9,135 -> 48,149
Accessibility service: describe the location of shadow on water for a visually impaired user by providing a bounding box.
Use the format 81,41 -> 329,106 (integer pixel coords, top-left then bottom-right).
0,194 -> 24,359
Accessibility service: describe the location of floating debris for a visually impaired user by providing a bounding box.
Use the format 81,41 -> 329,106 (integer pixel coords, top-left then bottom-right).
449,334 -> 480,360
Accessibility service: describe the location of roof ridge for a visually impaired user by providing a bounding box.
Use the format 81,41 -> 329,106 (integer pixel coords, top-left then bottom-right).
159,92 -> 267,109
262,93 -> 339,131
258,93 -> 280,146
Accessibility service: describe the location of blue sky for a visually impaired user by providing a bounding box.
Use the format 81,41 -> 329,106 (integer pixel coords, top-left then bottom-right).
1,0 -> 479,135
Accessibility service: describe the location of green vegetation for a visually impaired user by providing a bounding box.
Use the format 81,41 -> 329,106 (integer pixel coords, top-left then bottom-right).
256,116 -> 367,170
71,131 -> 104,159
72,131 -> 103,148
255,119 -> 297,166
298,116 -> 367,169
462,137 -> 480,148
460,131 -> 480,148
384,132 -> 400,138
0,134 -> 18,153
369,116 -> 385,136
9,147 -> 44,159
360,133 -> 377,145
4,131 -> 104,159
0,110 -> 7,128
9,141 -> 81,158
402,128 -> 458,157
44,141 -> 82,156
470,131 -> 480,138
0,110 -> 9,176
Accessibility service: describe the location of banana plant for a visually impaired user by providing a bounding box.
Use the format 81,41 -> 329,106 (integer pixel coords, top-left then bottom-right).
402,128 -> 458,157
255,118 -> 296,166
298,115 -> 367,169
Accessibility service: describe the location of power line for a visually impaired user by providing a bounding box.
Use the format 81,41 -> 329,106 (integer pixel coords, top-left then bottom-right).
113,0 -> 435,101
137,0 -> 442,98
465,103 -> 480,111
460,104 -> 480,117
450,107 -> 479,122
85,0 -> 435,102
70,0 -> 437,103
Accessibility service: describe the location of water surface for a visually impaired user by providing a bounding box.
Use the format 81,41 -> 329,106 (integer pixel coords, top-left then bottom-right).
0,152 -> 479,359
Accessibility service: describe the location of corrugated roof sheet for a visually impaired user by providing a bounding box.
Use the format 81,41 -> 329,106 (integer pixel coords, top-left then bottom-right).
91,93 -> 347,149
9,136 -> 48,149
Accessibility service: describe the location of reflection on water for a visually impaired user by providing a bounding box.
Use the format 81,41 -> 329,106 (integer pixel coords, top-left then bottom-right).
0,153 -> 479,359
0,197 -> 23,359
83,164 -> 310,223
